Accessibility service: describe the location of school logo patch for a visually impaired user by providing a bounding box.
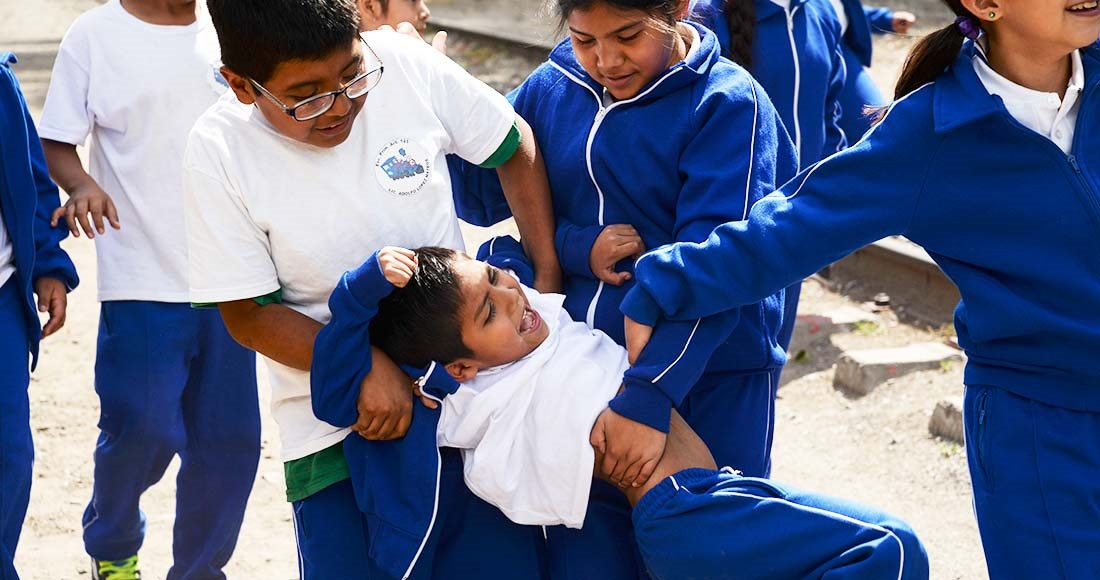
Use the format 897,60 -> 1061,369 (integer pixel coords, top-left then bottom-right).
208,63 -> 230,94
374,140 -> 431,196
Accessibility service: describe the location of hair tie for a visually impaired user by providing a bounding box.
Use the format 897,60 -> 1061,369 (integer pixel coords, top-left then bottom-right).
954,15 -> 981,40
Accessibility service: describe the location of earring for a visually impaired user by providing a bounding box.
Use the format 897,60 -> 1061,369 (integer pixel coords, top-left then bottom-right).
988,11 -> 996,19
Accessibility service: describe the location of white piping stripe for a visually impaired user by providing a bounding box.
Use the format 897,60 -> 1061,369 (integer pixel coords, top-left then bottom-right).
402,447 -> 443,579
651,319 -> 702,383
291,507 -> 306,579
833,45 -> 849,153
745,82 -> 935,218
549,60 -> 688,329
488,236 -> 498,255
719,489 -> 906,580
669,475 -> 681,491
785,6 -> 803,156
743,81 -> 758,220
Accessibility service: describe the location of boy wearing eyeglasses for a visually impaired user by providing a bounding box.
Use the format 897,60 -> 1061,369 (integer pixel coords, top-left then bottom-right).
182,0 -> 560,577
39,2 -> 260,578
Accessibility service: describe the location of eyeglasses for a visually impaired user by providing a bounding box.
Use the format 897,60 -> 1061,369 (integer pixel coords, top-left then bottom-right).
248,36 -> 384,122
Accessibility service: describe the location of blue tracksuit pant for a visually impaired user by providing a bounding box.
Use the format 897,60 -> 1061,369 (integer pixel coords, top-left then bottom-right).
837,45 -> 887,142
82,301 -> 260,579
306,448 -> 547,579
964,385 -> 1100,580
634,468 -> 929,580
545,369 -> 781,579
0,280 -> 32,580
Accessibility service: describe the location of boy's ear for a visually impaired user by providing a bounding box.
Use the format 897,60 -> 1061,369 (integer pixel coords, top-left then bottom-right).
220,66 -> 257,106
444,360 -> 479,382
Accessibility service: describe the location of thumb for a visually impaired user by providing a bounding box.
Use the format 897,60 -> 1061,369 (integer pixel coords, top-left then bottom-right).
431,30 -> 448,54
589,415 -> 607,455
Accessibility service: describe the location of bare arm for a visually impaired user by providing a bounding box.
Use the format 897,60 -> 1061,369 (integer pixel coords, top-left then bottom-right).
495,114 -> 562,293
218,299 -> 415,439
41,139 -> 119,238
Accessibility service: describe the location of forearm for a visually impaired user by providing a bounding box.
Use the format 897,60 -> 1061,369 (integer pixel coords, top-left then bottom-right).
495,115 -> 561,290
218,300 -> 321,370
41,139 -> 97,195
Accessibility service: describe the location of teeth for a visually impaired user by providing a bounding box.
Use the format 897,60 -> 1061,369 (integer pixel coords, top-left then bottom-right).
1069,1 -> 1098,10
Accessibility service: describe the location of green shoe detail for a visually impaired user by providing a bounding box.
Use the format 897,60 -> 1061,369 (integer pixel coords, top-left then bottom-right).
92,555 -> 142,580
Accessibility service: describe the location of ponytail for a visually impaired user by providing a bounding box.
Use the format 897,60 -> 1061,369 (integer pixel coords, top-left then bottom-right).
722,0 -> 755,69
894,1 -> 974,99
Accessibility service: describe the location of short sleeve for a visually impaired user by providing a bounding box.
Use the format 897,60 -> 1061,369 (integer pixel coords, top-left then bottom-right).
38,28 -> 94,146
183,136 -> 280,303
418,41 -> 515,165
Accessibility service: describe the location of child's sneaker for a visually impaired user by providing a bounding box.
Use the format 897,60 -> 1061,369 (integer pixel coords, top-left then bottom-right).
91,555 -> 141,579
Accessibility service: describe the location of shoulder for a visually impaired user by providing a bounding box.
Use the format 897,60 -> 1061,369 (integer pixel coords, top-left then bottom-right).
854,84 -> 938,150
60,3 -> 116,43
800,0 -> 844,43
696,60 -> 777,120
186,94 -> 256,162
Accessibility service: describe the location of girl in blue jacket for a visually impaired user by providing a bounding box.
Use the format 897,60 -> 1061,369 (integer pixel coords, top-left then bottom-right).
487,0 -> 798,577
832,0 -> 917,138
622,2 -> 1100,577
687,0 -> 847,352
0,52 -> 78,580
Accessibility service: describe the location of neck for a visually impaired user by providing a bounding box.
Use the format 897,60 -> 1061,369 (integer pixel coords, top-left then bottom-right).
666,23 -> 690,68
985,33 -> 1073,99
120,0 -> 197,25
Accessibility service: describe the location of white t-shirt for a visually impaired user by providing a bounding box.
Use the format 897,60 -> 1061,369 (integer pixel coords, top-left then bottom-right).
438,289 -> 627,528
973,44 -> 1083,155
0,208 -> 14,289
38,0 -> 225,302
183,29 -> 515,461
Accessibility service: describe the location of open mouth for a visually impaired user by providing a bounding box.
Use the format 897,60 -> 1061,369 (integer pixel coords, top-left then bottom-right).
519,306 -> 541,334
1068,1 -> 1099,13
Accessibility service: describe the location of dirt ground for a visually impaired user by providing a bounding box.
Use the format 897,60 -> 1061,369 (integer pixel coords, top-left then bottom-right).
5,0 -> 987,578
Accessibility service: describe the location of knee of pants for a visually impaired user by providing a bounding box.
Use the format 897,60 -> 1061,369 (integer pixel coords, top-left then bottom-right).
876,517 -> 929,578
99,412 -> 187,456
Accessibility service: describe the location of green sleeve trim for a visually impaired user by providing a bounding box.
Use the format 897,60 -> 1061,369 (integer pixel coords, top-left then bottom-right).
477,121 -> 521,169
284,441 -> 352,502
191,288 -> 283,310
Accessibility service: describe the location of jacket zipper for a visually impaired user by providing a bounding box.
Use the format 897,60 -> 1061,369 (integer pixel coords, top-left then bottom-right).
784,4 -> 803,157
549,61 -> 686,328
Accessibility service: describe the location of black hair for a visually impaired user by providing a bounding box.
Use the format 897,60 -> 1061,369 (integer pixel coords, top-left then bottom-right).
894,1 -> 970,99
555,0 -> 681,33
370,247 -> 474,367
207,0 -> 361,84
720,0 -> 755,69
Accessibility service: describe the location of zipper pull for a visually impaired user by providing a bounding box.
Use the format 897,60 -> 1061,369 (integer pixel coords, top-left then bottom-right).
1068,155 -> 1082,174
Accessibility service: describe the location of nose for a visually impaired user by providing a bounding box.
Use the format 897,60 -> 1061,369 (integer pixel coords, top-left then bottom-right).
420,3 -> 430,20
328,90 -> 354,117
594,42 -> 623,71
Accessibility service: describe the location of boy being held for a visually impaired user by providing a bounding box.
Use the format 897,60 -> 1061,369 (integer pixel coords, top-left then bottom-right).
185,0 -> 560,576
313,242 -> 930,580
38,1 -> 259,577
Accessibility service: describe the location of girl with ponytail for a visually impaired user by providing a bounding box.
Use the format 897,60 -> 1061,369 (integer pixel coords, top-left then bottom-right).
623,1 -> 1100,577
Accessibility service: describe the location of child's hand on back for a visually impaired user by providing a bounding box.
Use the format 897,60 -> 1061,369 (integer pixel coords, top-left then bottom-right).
590,224 -> 645,286
379,246 -> 417,287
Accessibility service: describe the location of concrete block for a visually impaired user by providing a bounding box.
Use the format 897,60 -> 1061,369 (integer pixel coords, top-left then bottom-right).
833,342 -> 964,395
787,307 -> 880,356
929,397 -> 964,443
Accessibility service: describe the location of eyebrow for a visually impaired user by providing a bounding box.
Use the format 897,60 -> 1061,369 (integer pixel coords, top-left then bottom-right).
282,53 -> 363,93
568,20 -> 643,37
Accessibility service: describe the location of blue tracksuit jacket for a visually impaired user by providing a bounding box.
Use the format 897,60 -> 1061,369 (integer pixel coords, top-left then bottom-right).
838,0 -> 895,68
0,53 -> 78,368
310,238 -> 731,578
510,23 -> 797,430
623,41 -> 1100,414
689,0 -> 847,167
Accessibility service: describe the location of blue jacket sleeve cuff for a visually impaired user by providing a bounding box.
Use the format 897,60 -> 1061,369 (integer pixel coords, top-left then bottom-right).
865,6 -> 895,33
609,382 -> 674,433
555,222 -> 603,279
620,287 -> 662,327
344,252 -> 396,308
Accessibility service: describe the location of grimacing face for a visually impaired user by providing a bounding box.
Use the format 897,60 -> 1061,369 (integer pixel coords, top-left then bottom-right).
446,256 -> 550,378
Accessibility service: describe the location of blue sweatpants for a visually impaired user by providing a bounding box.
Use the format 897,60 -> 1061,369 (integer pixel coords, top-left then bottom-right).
0,280 -> 32,580
82,301 -> 260,579
313,448 -> 546,579
291,478 -> 383,579
634,468 -> 928,580
837,46 -> 887,143
545,369 -> 781,579
964,385 -> 1100,580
